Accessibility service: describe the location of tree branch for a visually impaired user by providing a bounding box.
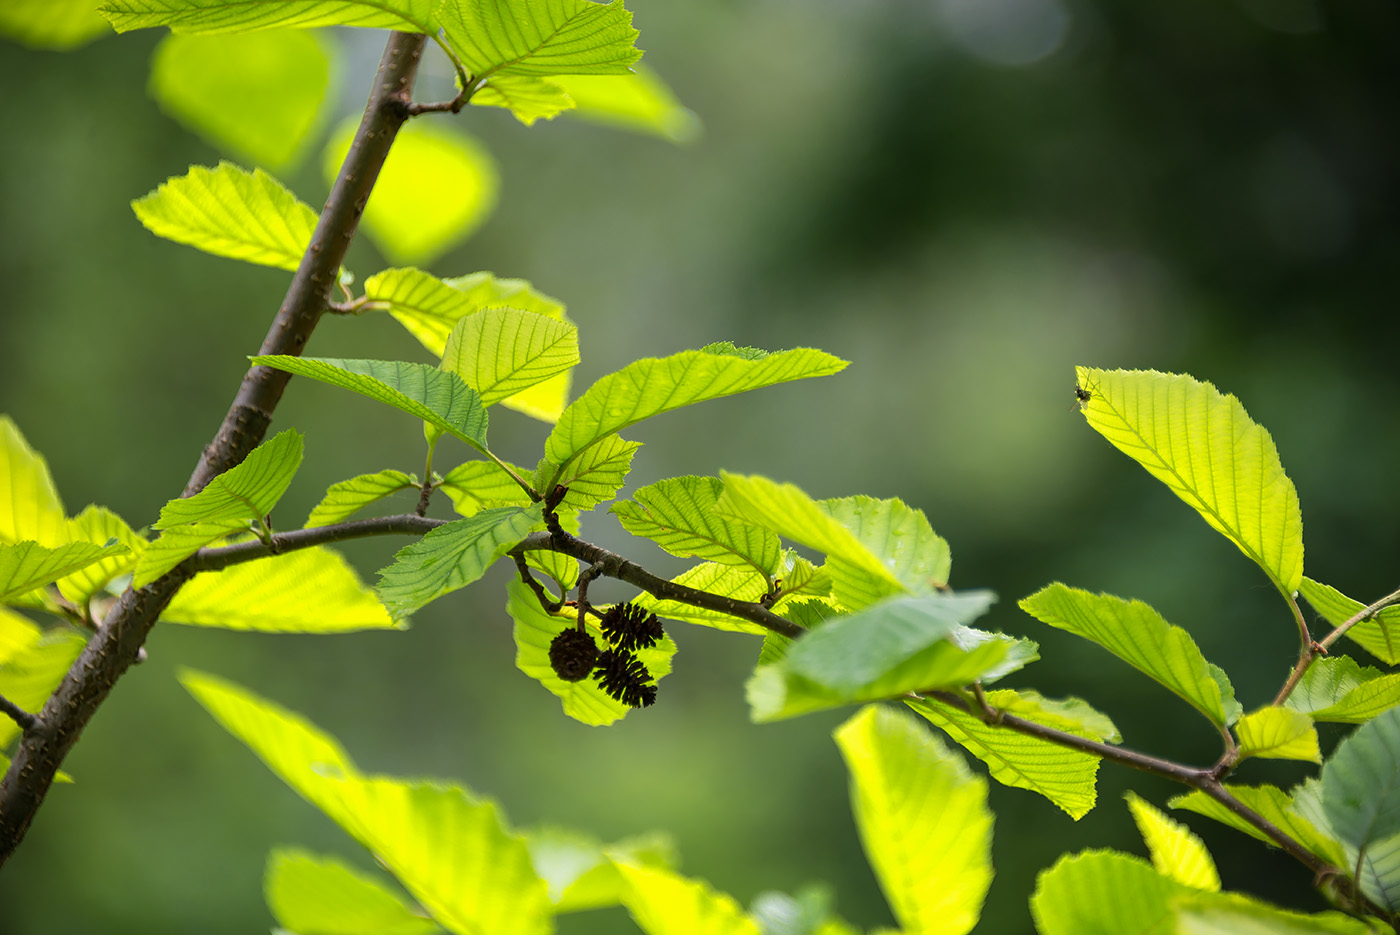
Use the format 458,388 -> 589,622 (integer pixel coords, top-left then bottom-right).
0,30 -> 431,870
189,514 -> 446,572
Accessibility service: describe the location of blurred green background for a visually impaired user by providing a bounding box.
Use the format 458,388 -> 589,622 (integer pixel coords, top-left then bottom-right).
2,0 -> 1399,932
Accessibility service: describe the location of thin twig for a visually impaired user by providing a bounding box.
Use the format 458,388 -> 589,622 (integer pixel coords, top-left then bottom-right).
513,555 -> 563,613
0,695 -> 38,734
1275,584 -> 1400,706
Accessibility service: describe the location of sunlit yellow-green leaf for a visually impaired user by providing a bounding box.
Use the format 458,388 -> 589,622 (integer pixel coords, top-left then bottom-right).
554,67 -> 701,143
149,30 -> 330,170
328,776 -> 551,935
525,827 -> 676,913
508,579 -> 674,726
1,416 -> 68,548
265,848 -> 439,935
909,691 -> 1114,820
1124,792 -> 1220,891
365,268 -> 565,357
439,461 -> 532,517
133,522 -> 246,588
1030,849 -> 1189,935
1173,891 -> 1381,935
1020,584 -> 1241,728
547,346 -> 847,479
0,540 -> 130,606
835,705 -> 991,935
323,120 -> 497,266
0,0 -> 110,49
473,74 -> 575,126
131,162 -> 317,271
536,434 -> 641,511
1076,366 -> 1303,594
1169,782 -> 1347,869
616,864 -> 758,935
819,495 -> 951,609
440,308 -> 579,408
0,608 -> 40,666
613,476 -> 782,579
306,470 -> 419,528
438,0 -> 641,81
1235,707 -> 1320,763
0,631 -> 85,749
1300,577 -> 1400,666
1285,656 -> 1400,724
377,506 -> 541,619
55,506 -> 145,609
164,546 -> 398,632
100,0 -> 434,34
749,886 -> 859,935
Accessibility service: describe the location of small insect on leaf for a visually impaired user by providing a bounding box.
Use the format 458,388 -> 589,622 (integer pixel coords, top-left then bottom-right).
1071,383 -> 1093,412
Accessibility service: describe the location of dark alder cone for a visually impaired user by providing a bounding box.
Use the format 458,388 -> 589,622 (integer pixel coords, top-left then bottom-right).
592,648 -> 657,708
548,628 -> 599,682
598,603 -> 665,652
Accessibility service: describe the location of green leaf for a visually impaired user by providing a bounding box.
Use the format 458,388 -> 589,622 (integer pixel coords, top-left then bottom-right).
0,0 -> 111,49
1172,891 -> 1382,935
1124,792 -> 1220,891
775,552 -> 831,605
631,562 -> 769,635
0,540 -> 131,605
100,0 -> 434,34
1,416 -> 68,547
327,777 -> 551,935
181,669 -> 361,824
306,470 -> 419,527
834,705 -> 992,935
163,546 -> 398,632
55,506 -> 145,608
538,434 -> 641,511
1322,707 -> 1400,857
553,67 -> 701,143
131,162 -> 318,271
546,346 -> 847,476
149,30 -> 330,170
265,848 -> 440,935
909,690 -> 1114,820
1300,577 -> 1400,667
1030,850 -> 1189,935
154,430 -> 303,530
438,461 -> 533,517
0,608 -> 41,666
507,579 -> 674,726
616,864 -> 760,935
1169,783 -> 1347,869
438,0 -> 642,81
1285,656 -> 1400,724
1235,707 -> 1320,763
0,630 -> 85,749
472,75 -> 575,126
323,120 -> 497,266
1020,584 -> 1241,727
525,827 -> 676,912
1075,366 -> 1304,595
612,476 -> 782,578
440,308 -> 579,407
377,506 -> 541,619
251,358 -> 488,454
133,522 -> 246,588
750,886 -> 858,935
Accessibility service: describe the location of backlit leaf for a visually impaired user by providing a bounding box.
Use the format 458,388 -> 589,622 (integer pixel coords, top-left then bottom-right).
1300,577 -> 1400,667
133,522 -> 246,588
617,864 -> 759,935
1124,792 -> 1220,891
1173,891 -> 1380,935
131,162 -> 317,270
439,461 -> 532,517
0,0 -> 111,49
364,268 -> 564,357
819,495 -> 951,609
154,430 -> 303,530
1234,707 -> 1320,763
55,506 -> 145,608
835,705 -> 992,935
163,546 -> 398,632
0,416 -> 68,548
749,885 -> 858,935
525,827 -> 676,912
508,579 -> 674,726
631,562 -> 769,635
1075,366 -> 1303,595
440,308 -> 579,407
546,346 -> 847,477
554,67 -> 701,143
537,434 -> 641,511
149,30 -> 330,170
612,476 -> 782,578
100,0 -> 434,34
251,358 -> 488,454
1020,584 -> 1241,727
0,630 -> 85,749
473,74 -> 575,126
306,470 -> 419,528
0,540 -> 130,605
265,848 -> 439,935
1286,656 -> 1400,724
438,0 -> 641,81
323,120 -> 497,266
377,506 -> 541,619
1170,782 -> 1347,869
1030,850 -> 1188,935
910,690 -> 1114,820
0,608 -> 40,666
